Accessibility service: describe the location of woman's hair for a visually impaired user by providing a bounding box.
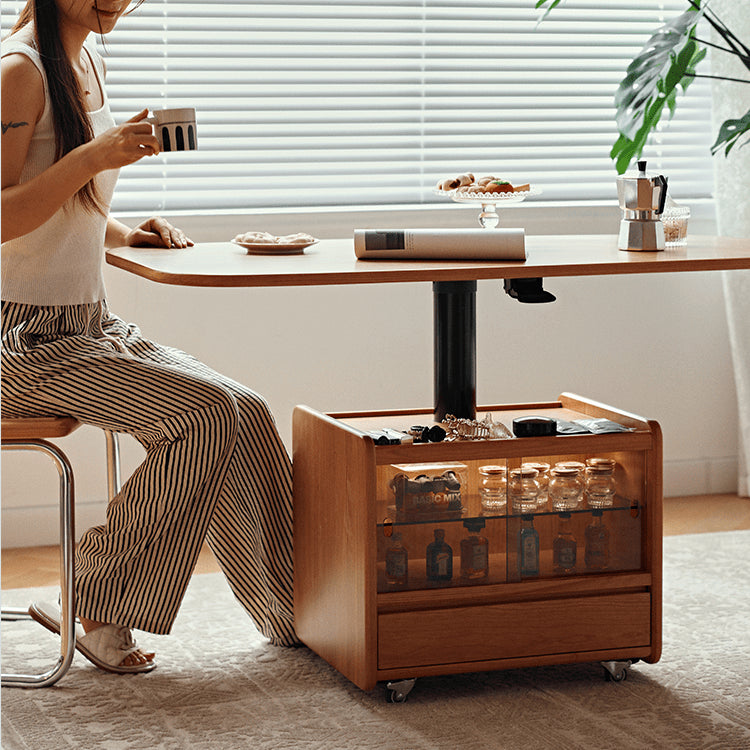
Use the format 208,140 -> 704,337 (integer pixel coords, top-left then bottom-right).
11,0 -> 145,213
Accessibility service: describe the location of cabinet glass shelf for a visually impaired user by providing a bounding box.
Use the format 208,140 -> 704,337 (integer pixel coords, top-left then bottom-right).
376,495 -> 639,528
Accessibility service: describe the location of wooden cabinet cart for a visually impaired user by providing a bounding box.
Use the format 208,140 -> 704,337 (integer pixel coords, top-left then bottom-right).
293,393 -> 662,700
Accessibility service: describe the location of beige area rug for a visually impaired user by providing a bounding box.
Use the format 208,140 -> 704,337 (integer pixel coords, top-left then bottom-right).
2,531 -> 749,750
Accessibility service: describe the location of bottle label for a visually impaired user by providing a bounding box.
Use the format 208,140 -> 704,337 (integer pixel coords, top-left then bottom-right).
555,541 -> 576,569
472,544 -> 488,571
386,550 -> 407,580
585,546 -> 608,569
520,531 -> 539,576
436,551 -> 450,576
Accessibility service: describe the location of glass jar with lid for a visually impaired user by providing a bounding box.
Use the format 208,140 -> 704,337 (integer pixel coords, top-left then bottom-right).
523,461 -> 550,509
479,465 -> 507,514
586,457 -> 616,470
585,460 -> 617,508
508,466 -> 540,514
555,460 -> 585,477
549,466 -> 584,511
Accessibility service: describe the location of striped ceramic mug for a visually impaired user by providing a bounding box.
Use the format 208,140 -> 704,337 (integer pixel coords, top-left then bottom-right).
147,107 -> 197,152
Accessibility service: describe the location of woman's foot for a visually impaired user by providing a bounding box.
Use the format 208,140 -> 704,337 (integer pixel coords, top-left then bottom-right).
79,615 -> 155,667
29,602 -> 156,674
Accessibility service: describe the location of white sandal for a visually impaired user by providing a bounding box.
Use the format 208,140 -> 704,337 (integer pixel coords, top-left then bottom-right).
29,601 -> 156,675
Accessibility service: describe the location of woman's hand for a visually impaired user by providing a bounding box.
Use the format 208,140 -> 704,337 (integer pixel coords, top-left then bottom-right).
88,109 -> 160,172
124,216 -> 194,248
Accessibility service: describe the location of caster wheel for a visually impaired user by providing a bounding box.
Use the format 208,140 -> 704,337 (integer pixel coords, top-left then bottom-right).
385,678 -> 416,703
604,666 -> 627,682
601,659 -> 632,682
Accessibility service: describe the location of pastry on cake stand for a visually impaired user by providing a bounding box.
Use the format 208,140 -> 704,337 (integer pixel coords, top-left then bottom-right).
433,174 -> 542,229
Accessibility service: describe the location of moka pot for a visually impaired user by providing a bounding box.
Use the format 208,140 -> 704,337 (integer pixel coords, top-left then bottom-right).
617,160 -> 669,251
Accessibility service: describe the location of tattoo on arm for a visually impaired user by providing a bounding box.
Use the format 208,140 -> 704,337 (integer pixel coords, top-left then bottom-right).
2,120 -> 29,135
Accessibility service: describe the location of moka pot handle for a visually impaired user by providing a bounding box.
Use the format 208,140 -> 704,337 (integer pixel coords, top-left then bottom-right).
654,175 -> 669,215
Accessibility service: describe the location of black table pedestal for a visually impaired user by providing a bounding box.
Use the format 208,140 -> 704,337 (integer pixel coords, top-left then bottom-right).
433,280 -> 477,422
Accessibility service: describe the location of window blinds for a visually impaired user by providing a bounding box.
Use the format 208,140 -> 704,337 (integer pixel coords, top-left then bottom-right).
1,0 -> 715,214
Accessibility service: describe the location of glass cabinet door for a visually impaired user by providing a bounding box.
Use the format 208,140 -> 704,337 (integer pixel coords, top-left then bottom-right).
505,450 -> 644,583
375,449 -> 645,593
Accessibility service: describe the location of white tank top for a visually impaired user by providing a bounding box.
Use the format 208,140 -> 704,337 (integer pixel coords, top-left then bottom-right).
1,33 -> 119,306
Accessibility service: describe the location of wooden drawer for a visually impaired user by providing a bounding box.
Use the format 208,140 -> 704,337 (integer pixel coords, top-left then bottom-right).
378,592 -> 651,670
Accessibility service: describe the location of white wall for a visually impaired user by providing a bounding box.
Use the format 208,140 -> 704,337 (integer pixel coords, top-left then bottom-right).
2,200 -> 738,547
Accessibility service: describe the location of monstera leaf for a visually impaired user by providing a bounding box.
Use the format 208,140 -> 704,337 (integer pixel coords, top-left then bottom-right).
610,7 -> 706,173
534,0 -> 563,23
711,107 -> 750,155
535,0 -> 749,171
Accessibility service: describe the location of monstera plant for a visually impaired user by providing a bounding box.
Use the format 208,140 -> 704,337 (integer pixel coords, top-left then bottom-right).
536,0 -> 750,173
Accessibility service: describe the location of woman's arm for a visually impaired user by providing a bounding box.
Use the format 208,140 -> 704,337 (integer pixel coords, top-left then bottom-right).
105,215 -> 193,249
1,53 -> 160,243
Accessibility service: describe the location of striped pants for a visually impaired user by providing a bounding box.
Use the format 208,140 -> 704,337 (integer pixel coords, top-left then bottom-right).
1,300 -> 297,646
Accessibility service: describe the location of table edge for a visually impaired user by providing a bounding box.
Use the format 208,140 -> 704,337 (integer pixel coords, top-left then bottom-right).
105,236 -> 750,288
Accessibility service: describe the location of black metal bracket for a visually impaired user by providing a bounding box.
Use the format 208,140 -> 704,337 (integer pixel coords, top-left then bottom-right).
503,277 -> 556,304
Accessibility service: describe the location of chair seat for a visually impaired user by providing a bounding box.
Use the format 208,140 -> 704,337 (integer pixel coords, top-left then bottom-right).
1,417 -> 81,440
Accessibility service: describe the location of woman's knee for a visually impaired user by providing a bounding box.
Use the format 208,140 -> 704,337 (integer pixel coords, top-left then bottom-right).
233,388 -> 280,430
184,381 -> 240,450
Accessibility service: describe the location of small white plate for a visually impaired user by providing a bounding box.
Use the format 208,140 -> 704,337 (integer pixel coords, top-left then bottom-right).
231,239 -> 319,255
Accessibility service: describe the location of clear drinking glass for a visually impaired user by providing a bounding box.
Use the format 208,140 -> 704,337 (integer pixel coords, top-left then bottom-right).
662,202 -> 690,247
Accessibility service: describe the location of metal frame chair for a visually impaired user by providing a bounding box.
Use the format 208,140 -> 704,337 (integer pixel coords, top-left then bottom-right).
1,417 -> 121,688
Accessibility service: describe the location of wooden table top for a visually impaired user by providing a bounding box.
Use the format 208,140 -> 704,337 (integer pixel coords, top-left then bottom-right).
105,234 -> 750,288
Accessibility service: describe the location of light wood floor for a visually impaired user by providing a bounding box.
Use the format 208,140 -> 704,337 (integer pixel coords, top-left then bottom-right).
2,494 -> 749,590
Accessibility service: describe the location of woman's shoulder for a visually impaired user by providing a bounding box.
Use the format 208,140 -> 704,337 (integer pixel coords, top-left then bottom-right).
1,43 -> 44,86
1,46 -> 44,90
2,33 -> 46,124
2,27 -> 40,59
2,29 -> 45,80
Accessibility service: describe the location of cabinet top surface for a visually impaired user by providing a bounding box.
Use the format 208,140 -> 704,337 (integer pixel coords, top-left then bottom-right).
329,404 -> 649,434
301,399 -> 660,462
106,234 -> 750,288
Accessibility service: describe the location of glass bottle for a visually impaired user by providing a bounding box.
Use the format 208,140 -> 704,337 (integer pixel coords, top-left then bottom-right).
385,532 -> 408,586
523,461 -> 550,509
460,519 -> 489,581
518,515 -> 540,578
585,510 -> 610,571
549,466 -> 584,511
509,467 -> 540,514
585,464 -> 617,508
553,512 -> 577,574
426,528 -> 453,582
479,465 -> 507,514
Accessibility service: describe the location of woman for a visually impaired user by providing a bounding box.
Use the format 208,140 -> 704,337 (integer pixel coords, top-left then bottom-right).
1,0 -> 297,673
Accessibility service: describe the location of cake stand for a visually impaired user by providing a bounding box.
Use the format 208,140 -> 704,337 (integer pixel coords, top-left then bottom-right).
436,187 -> 542,229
